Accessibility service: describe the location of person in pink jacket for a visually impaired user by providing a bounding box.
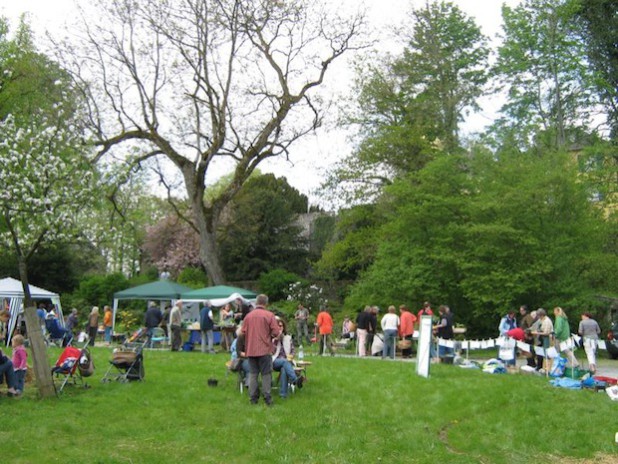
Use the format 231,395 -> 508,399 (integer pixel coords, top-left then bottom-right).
11,334 -> 27,394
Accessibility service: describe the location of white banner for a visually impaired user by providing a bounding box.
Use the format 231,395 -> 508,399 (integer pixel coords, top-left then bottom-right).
449,334 -> 607,356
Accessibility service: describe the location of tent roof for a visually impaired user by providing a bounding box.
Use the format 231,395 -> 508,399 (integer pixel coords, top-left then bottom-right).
181,285 -> 257,300
113,280 -> 193,300
0,277 -> 59,299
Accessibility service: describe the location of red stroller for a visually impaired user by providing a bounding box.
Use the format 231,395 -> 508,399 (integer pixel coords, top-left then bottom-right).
51,343 -> 94,394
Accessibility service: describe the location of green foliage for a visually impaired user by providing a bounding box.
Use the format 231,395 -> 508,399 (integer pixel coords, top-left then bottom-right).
74,273 -> 130,308
396,0 -> 489,152
0,241 -> 105,294
258,268 -> 305,302
313,204 -> 382,281
116,309 -> 141,333
267,299 -> 298,321
93,168 -> 169,278
346,149 -> 618,337
177,266 -> 208,289
575,0 -> 618,137
491,0 -> 598,150
326,1 -> 489,202
219,174 -> 309,280
0,18 -> 75,122
131,267 -> 159,284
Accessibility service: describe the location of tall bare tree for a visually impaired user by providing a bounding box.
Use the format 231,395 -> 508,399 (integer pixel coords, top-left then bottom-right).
61,0 -> 365,283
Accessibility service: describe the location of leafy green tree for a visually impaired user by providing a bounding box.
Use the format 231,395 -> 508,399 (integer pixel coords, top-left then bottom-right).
219,174 -> 308,280
88,167 -> 168,278
258,269 -> 305,303
307,214 -> 337,263
326,0 -> 488,202
576,0 -> 618,138
0,19 -> 71,120
346,149 -> 617,336
313,204 -> 382,282
396,1 -> 489,152
491,0 -> 598,150
177,267 -> 208,289
73,273 -> 130,309
0,241 -> 105,294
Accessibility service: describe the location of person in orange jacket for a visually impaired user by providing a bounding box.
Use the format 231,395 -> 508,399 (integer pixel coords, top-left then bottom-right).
316,306 -> 335,356
399,305 -> 417,358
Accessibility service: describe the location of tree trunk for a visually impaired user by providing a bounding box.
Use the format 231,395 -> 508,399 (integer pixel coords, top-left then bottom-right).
198,225 -> 225,285
18,259 -> 56,398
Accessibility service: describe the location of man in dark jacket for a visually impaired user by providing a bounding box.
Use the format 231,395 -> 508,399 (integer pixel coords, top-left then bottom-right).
356,306 -> 372,357
144,301 -> 163,348
200,301 -> 216,354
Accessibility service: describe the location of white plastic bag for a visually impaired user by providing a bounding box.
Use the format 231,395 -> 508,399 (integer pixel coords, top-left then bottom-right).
606,385 -> 618,401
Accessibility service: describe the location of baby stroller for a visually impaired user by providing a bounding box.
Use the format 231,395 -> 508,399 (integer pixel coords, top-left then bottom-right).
51,342 -> 94,394
101,336 -> 146,383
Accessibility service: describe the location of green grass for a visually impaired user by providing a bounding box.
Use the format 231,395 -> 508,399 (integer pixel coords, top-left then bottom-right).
1,347 -> 617,463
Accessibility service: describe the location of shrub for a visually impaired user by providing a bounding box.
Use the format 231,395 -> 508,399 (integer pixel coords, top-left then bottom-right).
74,273 -> 129,308
177,266 -> 208,288
286,281 -> 328,313
258,269 -> 305,302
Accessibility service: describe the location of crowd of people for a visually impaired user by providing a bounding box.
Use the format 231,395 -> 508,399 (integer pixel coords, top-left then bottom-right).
499,305 -> 601,374
0,291 -> 607,401
352,302 -> 455,360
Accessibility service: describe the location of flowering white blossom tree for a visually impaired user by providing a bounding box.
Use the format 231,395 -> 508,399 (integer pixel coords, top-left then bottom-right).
0,112 -> 96,397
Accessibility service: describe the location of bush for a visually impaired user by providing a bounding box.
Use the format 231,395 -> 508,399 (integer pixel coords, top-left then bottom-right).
177,266 -> 208,288
74,273 -> 129,308
116,309 -> 142,333
258,269 -> 305,302
286,281 -> 328,313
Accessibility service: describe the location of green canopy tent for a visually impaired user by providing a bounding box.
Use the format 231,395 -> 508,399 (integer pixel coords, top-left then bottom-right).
180,285 -> 257,305
112,280 -> 193,332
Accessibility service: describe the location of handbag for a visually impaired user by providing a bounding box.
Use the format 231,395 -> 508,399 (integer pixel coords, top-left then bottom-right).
397,339 -> 412,350
229,358 -> 243,372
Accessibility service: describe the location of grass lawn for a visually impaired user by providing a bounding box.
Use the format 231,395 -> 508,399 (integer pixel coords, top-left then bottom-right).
1,346 -> 617,463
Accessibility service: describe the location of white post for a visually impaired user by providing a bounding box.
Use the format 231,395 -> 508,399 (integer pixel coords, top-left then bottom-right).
416,316 -> 432,378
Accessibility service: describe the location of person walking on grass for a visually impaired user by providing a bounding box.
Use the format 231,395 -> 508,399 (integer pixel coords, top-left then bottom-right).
144,302 -> 163,348
11,334 -> 27,395
294,303 -> 311,345
398,305 -> 416,359
553,307 -> 579,369
242,294 -> 281,406
170,300 -> 183,352
103,305 -> 113,346
200,301 -> 216,354
531,308 -> 553,372
355,306 -> 372,357
316,306 -> 335,356
578,313 -> 601,374
88,306 -> 99,347
381,305 -> 400,359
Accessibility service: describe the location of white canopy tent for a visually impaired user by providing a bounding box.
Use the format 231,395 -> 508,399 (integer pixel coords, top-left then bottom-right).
181,292 -> 255,308
0,277 -> 64,346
